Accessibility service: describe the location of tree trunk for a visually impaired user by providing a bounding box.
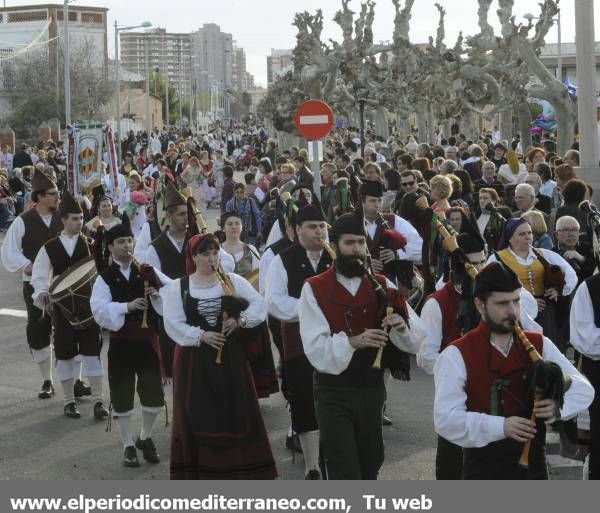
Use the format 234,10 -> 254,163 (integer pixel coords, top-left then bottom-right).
416,103 -> 427,143
499,107 -> 512,142
427,104 -> 435,144
518,101 -> 532,151
554,102 -> 575,156
375,106 -> 389,139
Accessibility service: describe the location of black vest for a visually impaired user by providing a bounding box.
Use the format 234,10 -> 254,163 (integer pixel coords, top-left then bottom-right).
101,262 -> 146,324
45,235 -> 90,276
279,243 -> 332,299
20,209 -> 63,263
585,273 -> 600,328
267,236 -> 294,257
151,231 -> 187,279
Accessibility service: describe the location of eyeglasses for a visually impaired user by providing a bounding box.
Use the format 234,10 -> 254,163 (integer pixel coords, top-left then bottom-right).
43,191 -> 60,197
401,181 -> 415,187
557,228 -> 579,233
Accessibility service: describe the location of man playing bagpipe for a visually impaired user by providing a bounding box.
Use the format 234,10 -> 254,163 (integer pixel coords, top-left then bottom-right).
31,190 -> 107,420
298,211 -> 426,479
434,261 -> 593,479
570,274 -> 600,479
265,204 -> 333,479
90,214 -> 172,468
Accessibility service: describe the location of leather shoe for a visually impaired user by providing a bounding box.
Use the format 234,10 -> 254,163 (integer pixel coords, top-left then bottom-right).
135,437 -> 160,463
93,401 -> 109,420
123,446 -> 140,467
285,434 -> 303,453
74,379 -> 91,398
38,380 -> 54,399
64,402 -> 81,419
305,469 -> 321,480
382,413 -> 393,426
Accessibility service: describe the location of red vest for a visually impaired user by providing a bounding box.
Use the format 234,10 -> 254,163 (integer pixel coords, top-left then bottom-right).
426,281 -> 461,352
308,267 -> 408,385
454,322 -> 543,417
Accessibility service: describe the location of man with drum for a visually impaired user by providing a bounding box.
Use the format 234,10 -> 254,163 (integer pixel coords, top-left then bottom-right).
1,170 -> 62,400
31,191 -> 107,420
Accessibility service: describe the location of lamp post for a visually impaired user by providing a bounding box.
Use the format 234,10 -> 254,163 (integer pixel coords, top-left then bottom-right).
63,0 -> 74,128
114,20 -> 152,165
524,9 -> 562,80
353,85 -> 369,158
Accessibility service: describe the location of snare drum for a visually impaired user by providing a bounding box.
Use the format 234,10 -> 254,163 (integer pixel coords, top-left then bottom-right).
48,256 -> 98,330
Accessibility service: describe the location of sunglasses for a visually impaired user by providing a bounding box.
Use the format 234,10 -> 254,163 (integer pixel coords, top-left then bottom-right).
401,181 -> 415,187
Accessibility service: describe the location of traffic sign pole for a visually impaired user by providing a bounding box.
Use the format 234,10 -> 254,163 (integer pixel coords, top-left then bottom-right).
311,140 -> 321,201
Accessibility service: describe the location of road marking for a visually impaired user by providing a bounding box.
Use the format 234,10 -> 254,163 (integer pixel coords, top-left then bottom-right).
0,308 -> 27,319
299,115 -> 329,125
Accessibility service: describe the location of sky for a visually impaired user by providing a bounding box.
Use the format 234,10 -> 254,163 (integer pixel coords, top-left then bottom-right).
4,0 -> 599,87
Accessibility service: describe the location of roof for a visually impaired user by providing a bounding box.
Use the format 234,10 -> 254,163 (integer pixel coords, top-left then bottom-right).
0,4 -> 108,12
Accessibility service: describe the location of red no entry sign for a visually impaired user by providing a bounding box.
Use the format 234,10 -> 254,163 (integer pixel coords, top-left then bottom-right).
294,100 -> 334,140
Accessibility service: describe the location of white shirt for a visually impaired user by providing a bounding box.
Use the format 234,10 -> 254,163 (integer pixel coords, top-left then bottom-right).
570,281 -> 600,360
486,247 -> 577,296
133,222 -> 153,262
365,214 -> 423,264
434,335 -> 594,448
30,232 -> 81,304
265,222 -> 283,248
265,250 -> 325,322
299,273 -> 426,375
90,261 -> 172,332
476,212 -> 490,236
497,163 -> 527,185
417,284 -> 542,375
161,272 -> 267,347
1,213 -> 53,282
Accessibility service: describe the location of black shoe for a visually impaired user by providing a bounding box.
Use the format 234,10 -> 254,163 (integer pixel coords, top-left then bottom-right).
93,401 -> 109,420
123,446 -> 140,467
74,379 -> 91,398
382,413 -> 393,426
305,469 -> 321,480
64,402 -> 81,419
285,434 -> 303,454
135,437 -> 160,463
38,380 -> 54,399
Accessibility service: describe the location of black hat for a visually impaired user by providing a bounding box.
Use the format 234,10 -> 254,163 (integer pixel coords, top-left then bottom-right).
359,180 -> 384,198
330,212 -> 366,243
164,181 -> 187,210
92,183 -> 109,203
474,261 -> 522,298
295,204 -> 325,226
106,212 -> 133,245
58,190 -> 83,217
457,233 -> 485,254
31,168 -> 56,193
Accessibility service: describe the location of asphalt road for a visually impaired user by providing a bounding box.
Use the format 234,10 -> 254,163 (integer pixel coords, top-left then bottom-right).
0,200 -> 583,479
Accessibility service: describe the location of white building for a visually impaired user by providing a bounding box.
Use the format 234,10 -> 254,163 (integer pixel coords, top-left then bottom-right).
0,4 -> 108,89
267,49 -> 293,88
539,42 -> 600,87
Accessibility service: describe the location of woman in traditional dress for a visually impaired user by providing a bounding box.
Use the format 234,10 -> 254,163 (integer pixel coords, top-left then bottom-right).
199,151 -> 216,208
162,233 -> 277,480
475,187 -> 505,252
220,212 -> 279,399
180,157 -> 205,212
487,218 -> 577,342
85,186 -> 121,236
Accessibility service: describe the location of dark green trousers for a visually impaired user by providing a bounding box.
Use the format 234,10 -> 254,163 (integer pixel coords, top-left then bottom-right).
314,382 -> 385,479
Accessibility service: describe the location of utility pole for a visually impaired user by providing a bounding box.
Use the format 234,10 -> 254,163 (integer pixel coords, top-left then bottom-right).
145,37 -> 150,133
63,0 -> 71,127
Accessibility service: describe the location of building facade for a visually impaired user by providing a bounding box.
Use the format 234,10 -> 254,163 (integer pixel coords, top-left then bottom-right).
267,49 -> 293,88
0,3 -> 108,90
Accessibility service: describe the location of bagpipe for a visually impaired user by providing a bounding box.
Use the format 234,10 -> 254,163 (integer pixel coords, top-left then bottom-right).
580,200 -> 600,268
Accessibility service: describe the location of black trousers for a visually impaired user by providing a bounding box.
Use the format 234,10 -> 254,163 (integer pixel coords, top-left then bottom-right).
108,338 -> 164,414
53,306 -> 101,361
286,354 -> 318,433
22,282 -> 52,351
435,435 -> 463,480
314,382 -> 385,480
582,356 -> 600,479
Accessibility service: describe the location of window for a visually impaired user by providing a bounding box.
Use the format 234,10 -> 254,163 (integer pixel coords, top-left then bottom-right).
81,12 -> 102,24
8,11 -> 48,23
56,11 -> 77,22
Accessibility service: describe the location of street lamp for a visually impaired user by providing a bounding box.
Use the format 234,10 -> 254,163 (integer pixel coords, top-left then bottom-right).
63,0 -> 75,129
352,85 -> 370,158
114,20 -> 152,165
524,9 -> 562,80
